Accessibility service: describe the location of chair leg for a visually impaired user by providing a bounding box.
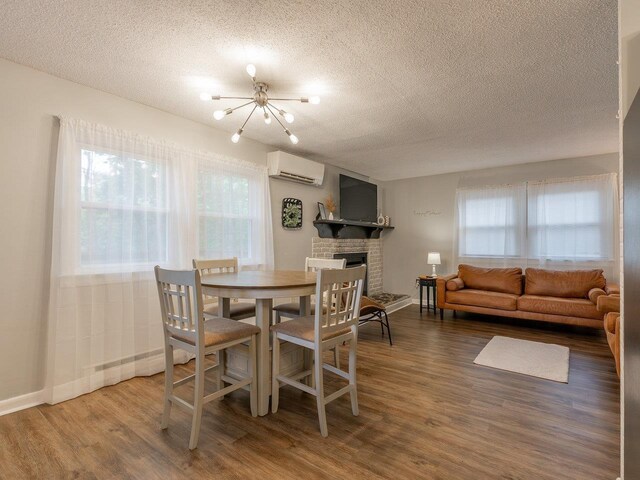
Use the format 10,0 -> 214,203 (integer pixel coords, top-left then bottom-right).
188,352 -> 205,450
271,334 -> 281,414
215,351 -> 224,396
309,348 -> 316,388
333,346 -> 340,369
314,348 -> 328,437
161,343 -> 174,430
249,334 -> 258,417
348,336 -> 359,417
383,311 -> 392,346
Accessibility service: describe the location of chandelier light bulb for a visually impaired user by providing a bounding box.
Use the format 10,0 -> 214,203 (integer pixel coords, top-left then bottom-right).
231,129 -> 243,143
264,111 -> 271,124
200,92 -> 211,101
213,110 -> 226,120
285,129 -> 299,144
246,64 -> 256,78
283,112 -> 294,123
309,96 -> 321,104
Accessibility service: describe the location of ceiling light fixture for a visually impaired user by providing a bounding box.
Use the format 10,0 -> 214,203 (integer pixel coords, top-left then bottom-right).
200,64 -> 320,144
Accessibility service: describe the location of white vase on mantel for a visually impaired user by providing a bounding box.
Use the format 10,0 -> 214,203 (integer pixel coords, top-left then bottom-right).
328,212 -> 334,220
377,212 -> 385,225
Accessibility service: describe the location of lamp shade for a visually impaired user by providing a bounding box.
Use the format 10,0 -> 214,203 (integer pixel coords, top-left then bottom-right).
427,252 -> 441,265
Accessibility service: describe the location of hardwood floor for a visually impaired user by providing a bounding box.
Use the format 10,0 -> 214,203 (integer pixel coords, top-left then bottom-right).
0,306 -> 619,479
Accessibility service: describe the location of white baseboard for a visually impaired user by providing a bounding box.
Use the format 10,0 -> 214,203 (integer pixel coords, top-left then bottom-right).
385,297 -> 414,314
0,390 -> 44,417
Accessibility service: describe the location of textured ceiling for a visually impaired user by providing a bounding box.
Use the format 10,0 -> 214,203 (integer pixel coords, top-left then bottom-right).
0,0 -> 618,180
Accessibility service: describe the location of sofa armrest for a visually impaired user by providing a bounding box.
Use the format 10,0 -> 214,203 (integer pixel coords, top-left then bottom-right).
605,283 -> 620,295
604,312 -> 621,377
588,288 -> 606,304
436,273 -> 458,308
604,312 -> 620,335
597,294 -> 620,314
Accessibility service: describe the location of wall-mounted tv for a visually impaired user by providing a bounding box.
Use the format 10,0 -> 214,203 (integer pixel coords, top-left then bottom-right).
339,174 -> 377,222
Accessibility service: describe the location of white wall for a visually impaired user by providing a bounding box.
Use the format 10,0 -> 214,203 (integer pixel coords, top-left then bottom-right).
380,153 -> 620,300
0,58 -> 358,402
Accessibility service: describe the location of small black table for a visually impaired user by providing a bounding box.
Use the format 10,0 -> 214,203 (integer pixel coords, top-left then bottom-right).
418,276 -> 437,314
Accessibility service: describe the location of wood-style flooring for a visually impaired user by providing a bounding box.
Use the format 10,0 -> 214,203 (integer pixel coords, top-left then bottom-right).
0,306 -> 620,479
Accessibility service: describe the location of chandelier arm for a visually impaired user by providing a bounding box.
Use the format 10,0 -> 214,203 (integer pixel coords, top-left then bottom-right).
216,96 -> 254,100
229,100 -> 256,113
266,104 -> 288,131
239,104 -> 258,131
267,98 -> 305,102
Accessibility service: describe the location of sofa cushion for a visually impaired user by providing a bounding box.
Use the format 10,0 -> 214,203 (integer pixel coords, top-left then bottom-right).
524,268 -> 606,299
446,289 -> 518,311
458,264 -> 523,295
517,294 -> 602,319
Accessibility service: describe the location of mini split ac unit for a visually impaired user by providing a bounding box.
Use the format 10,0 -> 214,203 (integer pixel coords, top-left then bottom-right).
267,151 -> 325,187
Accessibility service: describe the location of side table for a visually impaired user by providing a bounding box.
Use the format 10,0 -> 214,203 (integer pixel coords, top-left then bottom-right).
418,276 -> 437,314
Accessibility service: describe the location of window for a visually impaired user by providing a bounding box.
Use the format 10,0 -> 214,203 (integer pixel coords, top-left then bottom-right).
60,120 -> 272,275
79,149 -> 168,267
527,176 -> 617,261
455,174 -> 617,265
197,167 -> 252,260
456,184 -> 526,258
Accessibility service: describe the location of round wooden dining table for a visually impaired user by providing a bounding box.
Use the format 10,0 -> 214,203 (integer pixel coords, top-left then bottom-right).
200,270 -> 317,416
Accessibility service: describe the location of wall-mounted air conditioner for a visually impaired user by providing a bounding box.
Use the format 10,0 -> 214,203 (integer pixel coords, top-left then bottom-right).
267,151 -> 325,187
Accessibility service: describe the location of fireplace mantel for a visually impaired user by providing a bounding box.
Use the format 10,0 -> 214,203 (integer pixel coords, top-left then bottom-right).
312,219 -> 394,239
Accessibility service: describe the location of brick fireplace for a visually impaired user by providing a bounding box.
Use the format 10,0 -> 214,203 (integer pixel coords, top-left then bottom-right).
311,237 -> 382,295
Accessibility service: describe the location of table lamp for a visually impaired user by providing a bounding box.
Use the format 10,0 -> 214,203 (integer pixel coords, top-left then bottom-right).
427,252 -> 441,277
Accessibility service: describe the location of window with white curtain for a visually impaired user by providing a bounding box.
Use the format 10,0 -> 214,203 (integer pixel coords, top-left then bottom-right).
455,174 -> 618,268
197,166 -> 251,261
46,117 -> 274,405
527,175 -> 617,261
455,184 -> 526,258
79,149 -> 168,268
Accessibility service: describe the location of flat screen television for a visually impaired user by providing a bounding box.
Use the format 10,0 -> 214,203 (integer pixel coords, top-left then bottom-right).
339,174 -> 377,222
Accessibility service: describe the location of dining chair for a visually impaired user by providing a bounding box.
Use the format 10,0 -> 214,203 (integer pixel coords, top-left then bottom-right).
271,265 -> 366,437
155,266 -> 259,450
192,258 -> 256,320
272,257 -> 347,324
358,296 -> 393,345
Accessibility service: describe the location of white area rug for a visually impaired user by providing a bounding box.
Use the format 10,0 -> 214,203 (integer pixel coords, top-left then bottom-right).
474,336 -> 570,383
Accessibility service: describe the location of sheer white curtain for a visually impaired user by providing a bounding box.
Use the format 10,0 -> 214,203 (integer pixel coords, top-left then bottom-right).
454,184 -> 527,267
45,118 -> 273,404
527,174 -> 618,278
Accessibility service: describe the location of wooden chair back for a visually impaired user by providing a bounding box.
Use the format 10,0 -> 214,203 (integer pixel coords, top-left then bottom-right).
314,265 -> 366,342
192,257 -> 239,275
155,266 -> 204,346
305,257 -> 347,272
192,258 -> 240,306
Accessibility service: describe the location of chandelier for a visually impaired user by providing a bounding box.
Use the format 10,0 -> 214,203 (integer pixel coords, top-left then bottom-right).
200,64 -> 320,144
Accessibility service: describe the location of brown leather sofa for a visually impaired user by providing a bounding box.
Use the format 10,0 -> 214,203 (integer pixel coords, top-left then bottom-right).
597,293 -> 621,377
436,264 -> 620,329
